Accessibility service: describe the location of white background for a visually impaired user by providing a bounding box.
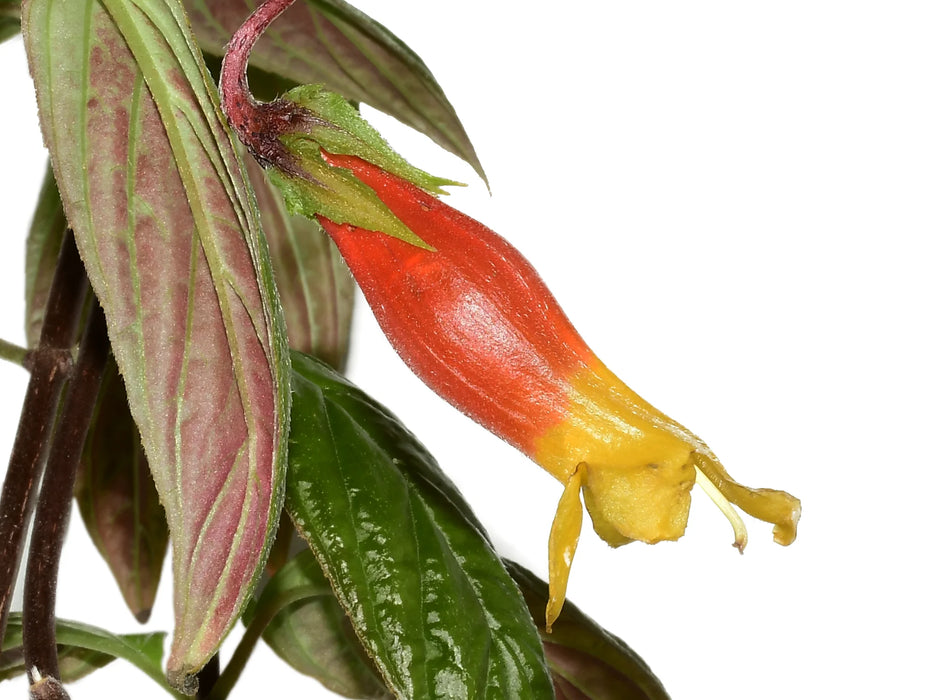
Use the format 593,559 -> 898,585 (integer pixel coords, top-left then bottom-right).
2,2 -> 932,698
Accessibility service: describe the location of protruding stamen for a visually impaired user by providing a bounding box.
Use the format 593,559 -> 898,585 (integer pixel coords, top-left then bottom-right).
694,467 -> 748,553
693,451 -> 800,546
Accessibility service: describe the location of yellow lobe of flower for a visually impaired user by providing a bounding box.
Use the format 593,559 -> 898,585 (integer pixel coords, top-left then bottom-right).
535,358 -> 801,628
535,360 -> 699,546
546,462 -> 586,632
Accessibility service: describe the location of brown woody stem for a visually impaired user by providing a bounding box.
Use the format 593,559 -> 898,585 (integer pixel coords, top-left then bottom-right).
22,300 -> 109,690
195,654 -> 220,700
0,232 -> 87,647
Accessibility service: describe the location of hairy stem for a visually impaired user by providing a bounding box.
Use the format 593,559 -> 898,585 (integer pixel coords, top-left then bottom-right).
0,232 -> 87,646
219,0 -> 324,174
22,300 -> 109,691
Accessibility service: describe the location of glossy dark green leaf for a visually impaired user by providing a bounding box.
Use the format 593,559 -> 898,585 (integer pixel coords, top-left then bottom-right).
75,358 -> 169,624
24,163 -> 68,348
249,546 -> 390,699
286,351 -> 554,699
1,614 -> 180,696
185,0 -> 486,183
246,157 -> 355,370
506,562 -> 671,700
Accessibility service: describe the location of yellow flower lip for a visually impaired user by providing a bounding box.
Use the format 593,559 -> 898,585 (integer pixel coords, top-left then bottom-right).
538,362 -> 802,631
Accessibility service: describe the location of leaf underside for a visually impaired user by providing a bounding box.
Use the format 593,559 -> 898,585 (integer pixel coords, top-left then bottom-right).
21,0 -> 290,687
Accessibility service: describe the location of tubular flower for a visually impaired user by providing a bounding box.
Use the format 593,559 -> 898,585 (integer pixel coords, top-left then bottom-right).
218,1 -> 800,627
312,152 -> 801,629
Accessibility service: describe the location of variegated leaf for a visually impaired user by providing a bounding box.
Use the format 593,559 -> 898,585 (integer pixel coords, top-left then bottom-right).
246,157 -> 355,370
21,0 -> 290,691
185,0 -> 486,182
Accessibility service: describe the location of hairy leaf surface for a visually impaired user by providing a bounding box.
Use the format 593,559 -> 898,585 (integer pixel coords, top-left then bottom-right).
287,352 -> 554,699
185,0 -> 486,182
22,0 -> 290,689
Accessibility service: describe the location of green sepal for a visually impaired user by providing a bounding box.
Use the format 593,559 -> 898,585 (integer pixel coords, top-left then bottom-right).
268,143 -> 430,250
282,84 -> 460,196
269,84 -> 462,249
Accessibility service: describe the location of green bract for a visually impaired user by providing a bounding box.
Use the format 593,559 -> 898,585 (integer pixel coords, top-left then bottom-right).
269,84 -> 461,249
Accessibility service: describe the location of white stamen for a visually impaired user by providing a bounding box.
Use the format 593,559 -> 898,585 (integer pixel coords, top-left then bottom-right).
695,468 -> 748,553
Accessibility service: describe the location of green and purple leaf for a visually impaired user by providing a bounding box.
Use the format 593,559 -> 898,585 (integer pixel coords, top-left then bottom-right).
286,352 -> 554,699
21,0 -> 290,691
245,157 -> 355,369
184,0 -> 486,183
75,358 -> 169,624
506,562 -> 671,700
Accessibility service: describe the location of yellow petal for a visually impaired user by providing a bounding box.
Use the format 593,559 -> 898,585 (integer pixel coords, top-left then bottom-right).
693,451 -> 801,546
546,462 -> 586,632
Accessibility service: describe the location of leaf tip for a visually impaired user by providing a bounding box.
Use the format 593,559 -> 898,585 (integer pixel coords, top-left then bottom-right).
166,667 -> 199,696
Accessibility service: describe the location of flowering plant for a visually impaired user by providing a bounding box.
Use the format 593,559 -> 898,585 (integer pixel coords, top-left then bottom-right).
0,0 -> 799,698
